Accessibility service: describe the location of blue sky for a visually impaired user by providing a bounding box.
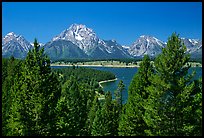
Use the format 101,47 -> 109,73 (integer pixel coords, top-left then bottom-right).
2,2 -> 202,46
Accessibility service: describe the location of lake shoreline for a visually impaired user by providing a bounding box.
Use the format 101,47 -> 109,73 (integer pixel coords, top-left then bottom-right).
51,64 -> 139,68
99,78 -> 118,88
51,61 -> 202,68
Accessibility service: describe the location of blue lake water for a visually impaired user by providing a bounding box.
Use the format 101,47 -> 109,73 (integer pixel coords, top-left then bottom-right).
52,66 -> 202,104
87,67 -> 202,104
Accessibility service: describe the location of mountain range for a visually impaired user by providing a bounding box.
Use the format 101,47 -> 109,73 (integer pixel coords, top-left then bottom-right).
2,24 -> 202,61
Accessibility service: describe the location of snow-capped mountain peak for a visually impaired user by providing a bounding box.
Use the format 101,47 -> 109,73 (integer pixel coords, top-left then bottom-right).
48,23 -> 132,58
188,38 -> 199,45
2,32 -> 33,58
2,27 -> 202,60
180,37 -> 202,53
6,32 -> 17,37
129,35 -> 166,57
52,23 -> 97,41
3,32 -> 18,43
51,23 -> 100,54
140,35 -> 145,38
69,23 -> 93,33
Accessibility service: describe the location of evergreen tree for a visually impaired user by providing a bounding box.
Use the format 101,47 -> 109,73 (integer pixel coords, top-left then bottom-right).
78,82 -> 96,136
91,106 -> 104,136
56,76 -> 93,136
91,92 -> 114,136
144,33 -> 202,136
56,77 -> 81,136
2,57 -> 23,135
85,95 -> 100,135
118,55 -> 154,136
111,80 -> 125,136
103,91 -> 114,135
114,80 -> 125,112
7,39 -> 61,136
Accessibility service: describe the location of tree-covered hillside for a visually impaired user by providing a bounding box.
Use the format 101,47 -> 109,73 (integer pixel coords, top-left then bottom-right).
2,33 -> 202,136
52,66 -> 115,85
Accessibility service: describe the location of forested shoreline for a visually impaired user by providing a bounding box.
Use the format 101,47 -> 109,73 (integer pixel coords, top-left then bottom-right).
50,59 -> 202,68
2,33 -> 202,136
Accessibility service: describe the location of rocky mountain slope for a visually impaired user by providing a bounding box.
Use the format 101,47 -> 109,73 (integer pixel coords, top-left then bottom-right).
2,32 -> 33,59
128,35 -> 166,58
49,24 -> 131,59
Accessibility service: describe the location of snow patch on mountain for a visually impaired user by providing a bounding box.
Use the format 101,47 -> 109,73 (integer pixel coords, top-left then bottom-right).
50,23 -> 132,59
52,23 -> 99,54
180,38 -> 202,54
30,42 -> 44,47
122,45 -> 130,49
3,32 -> 32,52
128,35 -> 165,57
2,32 -> 33,58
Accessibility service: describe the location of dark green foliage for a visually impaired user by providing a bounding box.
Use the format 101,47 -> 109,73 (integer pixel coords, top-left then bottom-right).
2,44 -> 117,136
118,33 -> 202,136
109,80 -> 125,136
91,92 -> 114,136
4,39 -> 61,136
114,80 -> 125,107
52,66 -> 116,89
118,55 -> 154,136
91,106 -> 104,136
85,95 -> 100,135
2,33 -> 202,136
52,66 -> 114,136
143,33 -> 202,136
56,77 -> 82,136
2,57 -> 23,135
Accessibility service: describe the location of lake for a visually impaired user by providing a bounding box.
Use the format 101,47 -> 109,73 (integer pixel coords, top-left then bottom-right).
52,66 -> 202,104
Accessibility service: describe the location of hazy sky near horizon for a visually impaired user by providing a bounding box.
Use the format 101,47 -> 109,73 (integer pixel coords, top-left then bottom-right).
2,2 -> 202,45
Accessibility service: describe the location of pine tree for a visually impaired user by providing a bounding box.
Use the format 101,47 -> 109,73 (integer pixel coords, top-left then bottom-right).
7,39 -> 61,136
118,55 -> 154,136
144,33 -> 202,136
56,76 -> 93,136
55,79 -> 72,136
103,91 -> 114,135
91,92 -> 114,136
2,57 -> 23,135
85,95 -> 100,135
91,106 -> 104,136
114,80 -> 125,112
56,77 -> 82,136
78,82 -> 97,136
111,80 -> 125,136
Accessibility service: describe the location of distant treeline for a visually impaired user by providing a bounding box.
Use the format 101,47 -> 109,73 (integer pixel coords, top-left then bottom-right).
51,56 -> 201,64
189,58 -> 202,63
52,66 -> 115,94
51,58 -> 144,64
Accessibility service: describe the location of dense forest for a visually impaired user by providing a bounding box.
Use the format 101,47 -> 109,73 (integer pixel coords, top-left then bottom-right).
2,33 -> 202,136
52,66 -> 115,85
